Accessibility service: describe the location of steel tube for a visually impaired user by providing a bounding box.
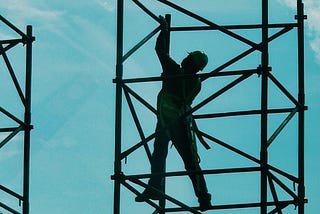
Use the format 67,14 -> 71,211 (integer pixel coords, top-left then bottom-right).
0,15 -> 28,38
114,0 -> 124,213
297,1 -> 306,213
23,25 -> 33,214
260,0 -> 269,213
157,0 -> 258,49
194,108 -> 296,119
0,44 -> 26,106
170,23 -> 297,31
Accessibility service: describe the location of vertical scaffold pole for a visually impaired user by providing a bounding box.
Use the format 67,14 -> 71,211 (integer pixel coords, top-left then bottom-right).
297,0 -> 305,213
261,0 -> 269,214
23,25 -> 33,214
114,0 -> 124,213
158,14 -> 171,214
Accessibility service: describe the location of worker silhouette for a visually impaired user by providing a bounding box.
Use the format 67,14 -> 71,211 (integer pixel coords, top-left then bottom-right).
135,15 -> 211,212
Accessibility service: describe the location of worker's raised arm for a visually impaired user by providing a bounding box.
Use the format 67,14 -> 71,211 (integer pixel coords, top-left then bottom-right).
155,15 -> 179,74
155,16 -> 168,61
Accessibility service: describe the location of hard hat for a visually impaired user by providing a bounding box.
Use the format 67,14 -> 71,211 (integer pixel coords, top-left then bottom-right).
188,51 -> 208,71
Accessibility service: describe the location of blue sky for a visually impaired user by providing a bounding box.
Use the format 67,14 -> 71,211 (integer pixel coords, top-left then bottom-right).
0,0 -> 319,213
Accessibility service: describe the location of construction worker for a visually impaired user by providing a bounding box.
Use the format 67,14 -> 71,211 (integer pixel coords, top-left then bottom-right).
135,16 -> 211,212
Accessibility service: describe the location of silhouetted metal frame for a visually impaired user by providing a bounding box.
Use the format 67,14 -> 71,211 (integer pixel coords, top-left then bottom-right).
0,16 -> 34,214
113,0 -> 307,213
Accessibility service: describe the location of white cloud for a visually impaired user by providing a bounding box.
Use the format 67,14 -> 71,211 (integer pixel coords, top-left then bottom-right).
278,0 -> 320,63
278,0 -> 296,8
96,0 -> 116,12
0,0 -> 62,26
305,0 -> 320,63
0,0 -> 115,71
310,38 -> 320,61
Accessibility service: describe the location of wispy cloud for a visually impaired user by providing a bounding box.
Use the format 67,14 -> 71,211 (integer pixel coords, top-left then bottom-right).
0,134 -> 22,161
278,0 -> 296,8
278,0 -> 320,63
0,0 -> 62,27
96,0 -> 116,12
305,0 -> 320,63
1,0 -> 115,71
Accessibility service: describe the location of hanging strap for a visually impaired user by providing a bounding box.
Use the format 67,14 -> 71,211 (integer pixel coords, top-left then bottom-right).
193,119 -> 211,150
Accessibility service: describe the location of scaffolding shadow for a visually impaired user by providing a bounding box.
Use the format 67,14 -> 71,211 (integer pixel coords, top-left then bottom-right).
113,0 -> 307,213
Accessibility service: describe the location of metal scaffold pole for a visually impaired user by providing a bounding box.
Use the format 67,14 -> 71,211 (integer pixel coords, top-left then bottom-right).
260,0 -> 269,213
22,25 -> 33,214
114,0 -> 124,213
297,0 -> 306,213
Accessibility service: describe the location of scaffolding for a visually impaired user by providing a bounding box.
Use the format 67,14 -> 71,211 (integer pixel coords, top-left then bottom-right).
0,16 -> 34,214
113,0 -> 307,213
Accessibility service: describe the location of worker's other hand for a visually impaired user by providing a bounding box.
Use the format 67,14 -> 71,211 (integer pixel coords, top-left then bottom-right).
159,15 -> 168,31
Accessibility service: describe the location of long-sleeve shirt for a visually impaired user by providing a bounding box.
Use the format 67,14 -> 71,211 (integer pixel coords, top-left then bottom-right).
155,30 -> 201,110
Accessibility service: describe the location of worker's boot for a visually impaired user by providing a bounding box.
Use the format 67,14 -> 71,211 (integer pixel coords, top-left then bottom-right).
198,193 -> 212,212
189,171 -> 212,211
135,187 -> 163,202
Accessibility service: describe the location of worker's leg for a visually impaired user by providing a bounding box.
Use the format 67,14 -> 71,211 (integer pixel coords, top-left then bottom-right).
136,121 -> 169,201
170,118 -> 211,210
149,121 -> 170,189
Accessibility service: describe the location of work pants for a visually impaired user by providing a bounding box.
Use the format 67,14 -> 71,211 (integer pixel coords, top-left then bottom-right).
148,113 -> 210,200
